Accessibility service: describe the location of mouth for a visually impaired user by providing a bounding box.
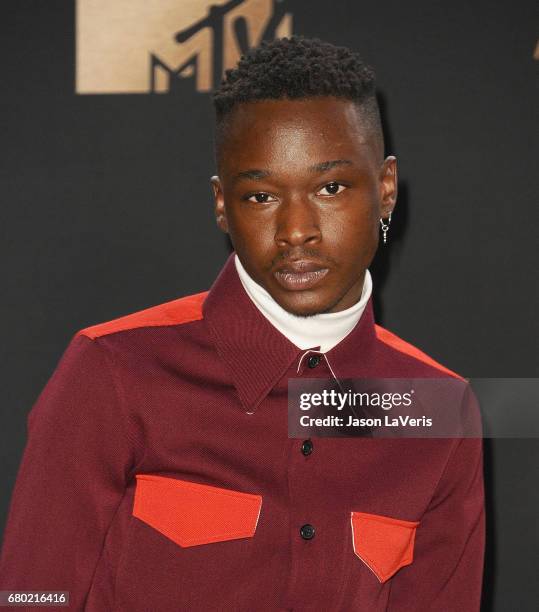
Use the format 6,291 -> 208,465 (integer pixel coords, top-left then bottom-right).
273,260 -> 330,291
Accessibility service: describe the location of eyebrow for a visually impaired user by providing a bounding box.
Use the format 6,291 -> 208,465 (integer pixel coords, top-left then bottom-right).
233,159 -> 354,182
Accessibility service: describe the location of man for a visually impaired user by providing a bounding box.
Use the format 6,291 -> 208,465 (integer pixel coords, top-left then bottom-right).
0,36 -> 484,611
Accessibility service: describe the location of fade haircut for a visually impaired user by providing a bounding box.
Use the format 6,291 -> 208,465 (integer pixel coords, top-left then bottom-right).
212,35 -> 384,161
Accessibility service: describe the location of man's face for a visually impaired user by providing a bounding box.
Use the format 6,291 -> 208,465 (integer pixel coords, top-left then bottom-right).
211,96 -> 397,316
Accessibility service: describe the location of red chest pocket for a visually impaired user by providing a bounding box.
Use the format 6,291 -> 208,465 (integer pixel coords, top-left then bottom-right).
350,511 -> 420,583
133,474 -> 262,547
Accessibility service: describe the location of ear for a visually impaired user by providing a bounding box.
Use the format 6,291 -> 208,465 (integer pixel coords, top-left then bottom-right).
210,175 -> 229,233
379,156 -> 398,218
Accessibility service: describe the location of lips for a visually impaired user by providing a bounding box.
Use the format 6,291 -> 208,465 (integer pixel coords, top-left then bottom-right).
273,260 -> 330,291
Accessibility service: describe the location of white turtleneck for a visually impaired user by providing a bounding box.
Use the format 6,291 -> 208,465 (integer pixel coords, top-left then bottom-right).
234,254 -> 372,353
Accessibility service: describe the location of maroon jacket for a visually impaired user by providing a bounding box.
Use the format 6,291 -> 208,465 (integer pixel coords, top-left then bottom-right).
0,252 -> 485,611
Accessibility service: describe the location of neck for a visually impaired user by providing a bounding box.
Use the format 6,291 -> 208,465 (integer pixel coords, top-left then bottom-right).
234,254 -> 372,353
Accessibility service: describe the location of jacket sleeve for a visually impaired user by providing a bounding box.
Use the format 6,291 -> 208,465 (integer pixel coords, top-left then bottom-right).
387,384 -> 486,611
0,333 -> 139,610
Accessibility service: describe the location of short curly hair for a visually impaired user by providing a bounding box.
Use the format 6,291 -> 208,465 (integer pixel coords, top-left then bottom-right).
213,35 -> 383,156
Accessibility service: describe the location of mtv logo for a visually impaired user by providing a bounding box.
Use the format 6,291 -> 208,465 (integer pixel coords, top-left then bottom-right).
76,0 -> 293,94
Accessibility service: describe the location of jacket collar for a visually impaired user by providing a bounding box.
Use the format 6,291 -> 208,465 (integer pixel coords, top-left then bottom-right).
202,252 -> 378,413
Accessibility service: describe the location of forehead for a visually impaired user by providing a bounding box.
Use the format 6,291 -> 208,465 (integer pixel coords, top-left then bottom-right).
216,97 -> 379,177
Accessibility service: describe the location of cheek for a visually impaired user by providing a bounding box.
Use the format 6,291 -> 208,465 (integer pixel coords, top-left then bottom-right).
322,205 -> 378,260
226,209 -> 276,257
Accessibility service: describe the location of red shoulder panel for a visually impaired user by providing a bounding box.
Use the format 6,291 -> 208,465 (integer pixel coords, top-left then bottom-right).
76,291 -> 208,340
374,324 -> 464,380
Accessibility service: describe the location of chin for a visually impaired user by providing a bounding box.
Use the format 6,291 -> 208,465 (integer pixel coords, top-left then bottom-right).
276,294 -> 332,318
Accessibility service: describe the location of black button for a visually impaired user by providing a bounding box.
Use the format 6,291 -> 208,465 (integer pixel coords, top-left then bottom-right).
301,439 -> 313,456
300,524 -> 315,540
307,355 -> 321,368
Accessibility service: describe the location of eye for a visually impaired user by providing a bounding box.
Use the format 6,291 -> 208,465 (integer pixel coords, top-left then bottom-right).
246,192 -> 278,204
317,182 -> 347,196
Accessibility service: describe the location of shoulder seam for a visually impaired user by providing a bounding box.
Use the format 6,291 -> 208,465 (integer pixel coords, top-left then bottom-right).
374,324 -> 464,380
75,291 -> 208,340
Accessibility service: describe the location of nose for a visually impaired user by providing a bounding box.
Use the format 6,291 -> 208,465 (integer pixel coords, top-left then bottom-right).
274,197 -> 321,248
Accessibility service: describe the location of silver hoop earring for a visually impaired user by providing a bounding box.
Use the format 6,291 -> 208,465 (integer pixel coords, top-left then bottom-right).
379,212 -> 392,244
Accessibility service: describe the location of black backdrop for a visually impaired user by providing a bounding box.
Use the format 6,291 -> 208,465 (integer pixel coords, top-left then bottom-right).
1,2 -> 538,610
